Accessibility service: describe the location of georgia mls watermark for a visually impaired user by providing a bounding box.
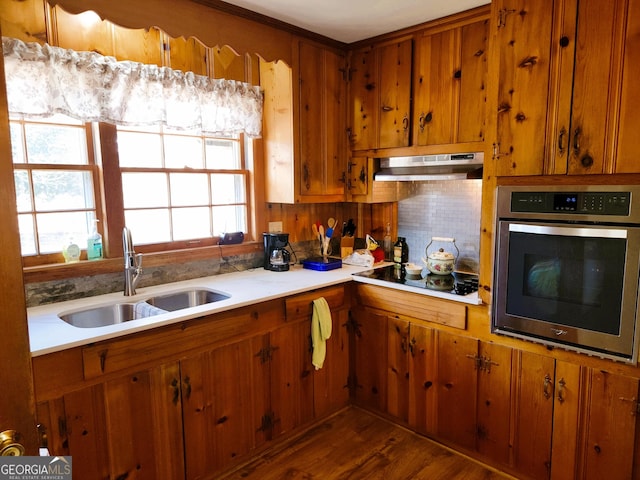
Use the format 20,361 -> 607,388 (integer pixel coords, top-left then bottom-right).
0,456 -> 71,480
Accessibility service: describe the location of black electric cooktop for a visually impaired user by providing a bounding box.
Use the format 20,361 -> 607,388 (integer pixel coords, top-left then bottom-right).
353,265 -> 479,296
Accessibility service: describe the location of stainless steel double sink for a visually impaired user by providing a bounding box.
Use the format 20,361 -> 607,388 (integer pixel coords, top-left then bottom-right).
58,289 -> 231,328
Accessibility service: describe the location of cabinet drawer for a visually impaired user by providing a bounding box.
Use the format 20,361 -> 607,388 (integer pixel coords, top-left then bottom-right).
285,285 -> 346,320
356,284 -> 466,329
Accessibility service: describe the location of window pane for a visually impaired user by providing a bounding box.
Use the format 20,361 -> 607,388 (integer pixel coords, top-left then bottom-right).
170,173 -> 209,206
37,211 -> 93,253
24,124 -> 88,165
172,207 -> 211,240
32,170 -> 95,211
122,172 -> 169,208
14,170 -> 32,212
213,205 -> 246,234
117,131 -> 163,168
10,123 -> 25,163
17,214 -> 36,255
205,139 -> 240,169
211,174 -> 246,204
164,135 -> 203,169
124,210 -> 171,244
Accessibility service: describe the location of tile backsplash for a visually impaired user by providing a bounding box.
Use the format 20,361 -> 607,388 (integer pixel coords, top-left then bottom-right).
398,179 -> 482,273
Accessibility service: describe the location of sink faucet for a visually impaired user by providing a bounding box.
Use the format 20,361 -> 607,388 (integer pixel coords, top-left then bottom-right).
123,227 -> 143,296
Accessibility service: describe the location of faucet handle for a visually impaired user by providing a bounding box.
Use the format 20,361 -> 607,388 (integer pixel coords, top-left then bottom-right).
135,253 -> 143,269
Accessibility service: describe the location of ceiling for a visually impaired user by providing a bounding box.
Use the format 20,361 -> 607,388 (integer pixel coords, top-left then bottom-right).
219,0 -> 490,43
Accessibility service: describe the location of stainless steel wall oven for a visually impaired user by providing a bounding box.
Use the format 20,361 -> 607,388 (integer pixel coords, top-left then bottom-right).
492,184 -> 640,363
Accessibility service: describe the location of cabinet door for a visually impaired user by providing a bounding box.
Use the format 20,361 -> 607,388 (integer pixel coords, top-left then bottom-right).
299,41 -> 346,198
349,46 -> 378,151
413,28 -> 459,146
313,307 -> 351,417
387,316 -> 410,423
567,0 -> 628,174
408,322 -> 436,436
490,0 -> 575,176
436,330 -> 478,450
475,342 -> 513,465
181,338 -> 262,479
352,307 -> 388,412
581,370 -> 639,480
378,38 -> 412,148
550,360 -> 582,480
37,362 -> 185,480
615,0 -> 640,173
270,319 -> 315,436
512,351 -> 555,480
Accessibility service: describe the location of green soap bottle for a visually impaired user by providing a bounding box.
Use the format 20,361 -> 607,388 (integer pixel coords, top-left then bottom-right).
87,220 -> 103,260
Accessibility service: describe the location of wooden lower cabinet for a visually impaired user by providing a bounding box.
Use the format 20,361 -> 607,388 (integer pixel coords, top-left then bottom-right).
36,362 -> 185,480
436,331 -> 512,464
351,306 -> 388,412
507,349 -> 640,480
181,336 -> 267,479
34,285 -> 351,480
354,290 -> 640,480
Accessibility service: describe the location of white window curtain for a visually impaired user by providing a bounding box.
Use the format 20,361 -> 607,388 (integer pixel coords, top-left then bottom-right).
2,37 -> 263,137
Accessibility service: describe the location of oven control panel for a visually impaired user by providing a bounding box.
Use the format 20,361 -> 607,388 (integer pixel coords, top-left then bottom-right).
511,191 -> 631,216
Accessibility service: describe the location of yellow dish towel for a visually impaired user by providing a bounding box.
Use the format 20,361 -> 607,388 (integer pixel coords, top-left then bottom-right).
311,297 -> 332,370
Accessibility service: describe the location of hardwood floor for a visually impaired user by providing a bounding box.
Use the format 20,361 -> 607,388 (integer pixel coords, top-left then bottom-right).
220,407 -> 513,480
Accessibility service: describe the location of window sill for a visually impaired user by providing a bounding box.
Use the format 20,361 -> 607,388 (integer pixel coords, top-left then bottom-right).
23,242 -> 264,284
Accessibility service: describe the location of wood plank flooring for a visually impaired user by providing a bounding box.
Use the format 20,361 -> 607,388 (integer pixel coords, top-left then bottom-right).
220,407 -> 513,480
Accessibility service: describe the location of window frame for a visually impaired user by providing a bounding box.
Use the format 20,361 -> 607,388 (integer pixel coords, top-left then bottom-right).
10,116 -> 105,268
12,120 -> 258,270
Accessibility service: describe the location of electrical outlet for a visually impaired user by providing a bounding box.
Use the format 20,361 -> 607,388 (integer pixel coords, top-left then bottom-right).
268,221 -> 283,233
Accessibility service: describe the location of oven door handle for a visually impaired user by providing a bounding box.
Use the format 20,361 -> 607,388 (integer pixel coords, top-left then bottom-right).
508,223 -> 628,239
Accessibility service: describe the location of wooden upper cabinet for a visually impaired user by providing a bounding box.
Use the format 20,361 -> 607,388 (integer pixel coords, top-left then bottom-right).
348,38 -> 412,151
263,40 -> 347,203
349,46 -> 378,151
490,0 -> 640,176
378,38 -> 412,149
413,18 -> 488,147
298,41 -> 347,200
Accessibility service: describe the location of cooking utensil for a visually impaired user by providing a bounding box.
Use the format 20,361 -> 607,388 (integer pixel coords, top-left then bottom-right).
423,237 -> 459,275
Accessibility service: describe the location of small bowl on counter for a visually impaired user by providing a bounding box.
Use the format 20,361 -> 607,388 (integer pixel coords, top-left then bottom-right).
404,263 -> 423,275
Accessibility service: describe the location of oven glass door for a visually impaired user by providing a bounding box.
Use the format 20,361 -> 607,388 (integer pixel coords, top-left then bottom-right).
494,221 -> 640,360
504,224 -> 627,333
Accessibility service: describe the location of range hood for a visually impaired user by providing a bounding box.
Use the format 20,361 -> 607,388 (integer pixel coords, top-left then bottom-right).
374,152 -> 484,181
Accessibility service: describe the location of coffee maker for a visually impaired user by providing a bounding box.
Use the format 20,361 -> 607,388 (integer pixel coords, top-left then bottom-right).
263,233 -> 291,271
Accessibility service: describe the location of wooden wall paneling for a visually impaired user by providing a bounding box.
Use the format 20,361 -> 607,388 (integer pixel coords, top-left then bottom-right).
50,7 -> 116,55
112,23 -> 163,64
168,35 -> 209,76
211,45 -> 246,81
0,0 -> 47,42
50,0 -> 296,64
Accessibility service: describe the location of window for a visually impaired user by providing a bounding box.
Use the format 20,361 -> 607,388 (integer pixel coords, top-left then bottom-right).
10,114 -> 100,263
116,125 -> 249,247
10,117 -> 252,265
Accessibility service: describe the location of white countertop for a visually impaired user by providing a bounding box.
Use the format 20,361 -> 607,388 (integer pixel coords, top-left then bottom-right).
27,263 -> 480,357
